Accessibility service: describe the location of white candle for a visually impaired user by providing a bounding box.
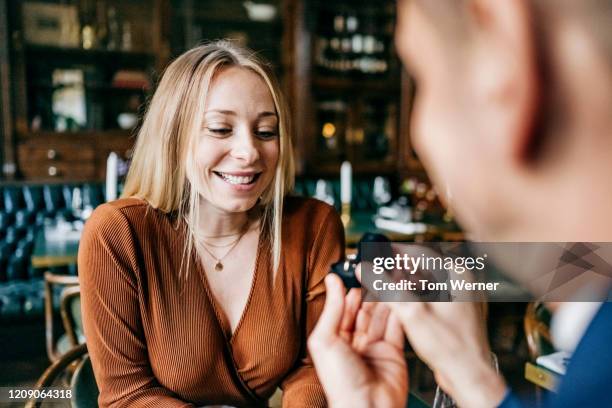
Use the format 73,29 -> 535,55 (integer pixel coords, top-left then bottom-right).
106,152 -> 118,202
340,161 -> 352,204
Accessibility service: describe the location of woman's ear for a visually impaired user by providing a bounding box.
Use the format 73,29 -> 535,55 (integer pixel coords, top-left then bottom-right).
468,0 -> 541,164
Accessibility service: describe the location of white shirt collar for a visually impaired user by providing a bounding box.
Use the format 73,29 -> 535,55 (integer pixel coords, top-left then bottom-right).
550,301 -> 603,352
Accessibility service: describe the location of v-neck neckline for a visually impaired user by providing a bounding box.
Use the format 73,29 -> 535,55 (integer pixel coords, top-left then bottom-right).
196,225 -> 267,343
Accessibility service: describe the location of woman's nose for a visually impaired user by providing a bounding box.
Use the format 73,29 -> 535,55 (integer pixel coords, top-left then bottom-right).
230,130 -> 260,164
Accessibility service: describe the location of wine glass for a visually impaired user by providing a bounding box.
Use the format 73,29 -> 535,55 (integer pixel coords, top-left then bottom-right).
71,186 -> 83,219
314,179 -> 335,206
373,176 -> 392,207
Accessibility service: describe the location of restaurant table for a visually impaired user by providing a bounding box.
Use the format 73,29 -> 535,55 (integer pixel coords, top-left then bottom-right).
31,229 -> 80,269
344,212 -> 463,247
30,212 -> 463,267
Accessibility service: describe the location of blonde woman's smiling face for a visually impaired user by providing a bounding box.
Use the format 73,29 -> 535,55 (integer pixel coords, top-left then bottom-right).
195,66 -> 279,213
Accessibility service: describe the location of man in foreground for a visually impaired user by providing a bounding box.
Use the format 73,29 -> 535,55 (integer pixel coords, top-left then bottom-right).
308,0 -> 612,406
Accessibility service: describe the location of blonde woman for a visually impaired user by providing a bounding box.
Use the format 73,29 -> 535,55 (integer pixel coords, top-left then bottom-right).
79,41 -> 344,407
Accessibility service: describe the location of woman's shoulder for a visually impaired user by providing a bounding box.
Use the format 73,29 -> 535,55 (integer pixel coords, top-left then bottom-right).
283,195 -> 339,223
98,196 -> 150,212
282,196 -> 344,244
84,197 -> 172,240
87,197 -> 149,226
282,196 -> 345,278
80,198 -> 179,267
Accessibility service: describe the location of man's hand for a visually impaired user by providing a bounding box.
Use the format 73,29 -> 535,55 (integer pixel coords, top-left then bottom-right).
308,274 -> 408,408
356,251 -> 507,408
384,301 -> 506,408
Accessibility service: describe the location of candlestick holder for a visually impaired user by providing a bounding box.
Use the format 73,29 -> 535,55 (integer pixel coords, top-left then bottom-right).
341,202 -> 351,226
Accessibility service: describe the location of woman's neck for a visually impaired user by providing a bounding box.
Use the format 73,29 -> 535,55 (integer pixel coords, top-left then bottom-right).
197,201 -> 257,238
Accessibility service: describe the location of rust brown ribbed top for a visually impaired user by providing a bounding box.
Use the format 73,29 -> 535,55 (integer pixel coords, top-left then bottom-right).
78,196 -> 344,408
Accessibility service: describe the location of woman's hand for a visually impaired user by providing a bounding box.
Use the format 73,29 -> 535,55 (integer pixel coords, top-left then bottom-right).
308,274 -> 408,408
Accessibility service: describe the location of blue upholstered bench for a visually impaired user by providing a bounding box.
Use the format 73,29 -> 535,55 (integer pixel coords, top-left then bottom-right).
0,182 -> 105,321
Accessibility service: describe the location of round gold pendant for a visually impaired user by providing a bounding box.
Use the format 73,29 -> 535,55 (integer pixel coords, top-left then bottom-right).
214,262 -> 223,271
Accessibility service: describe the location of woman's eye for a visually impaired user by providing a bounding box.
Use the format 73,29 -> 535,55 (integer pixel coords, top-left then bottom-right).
206,127 -> 232,136
255,130 -> 278,139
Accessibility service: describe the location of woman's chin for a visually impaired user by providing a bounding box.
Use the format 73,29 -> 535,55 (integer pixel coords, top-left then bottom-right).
214,198 -> 260,214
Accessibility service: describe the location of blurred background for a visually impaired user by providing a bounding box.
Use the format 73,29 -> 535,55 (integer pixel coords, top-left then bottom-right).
0,1 -> 552,407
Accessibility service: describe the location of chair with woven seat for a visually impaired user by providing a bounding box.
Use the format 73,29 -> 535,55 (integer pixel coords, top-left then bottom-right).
44,271 -> 82,362
524,302 -> 555,404
59,285 -> 85,350
25,343 -> 95,408
524,301 -> 554,361
71,353 -> 100,407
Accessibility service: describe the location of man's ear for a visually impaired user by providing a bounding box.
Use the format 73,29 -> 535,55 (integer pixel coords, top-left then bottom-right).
468,0 -> 540,163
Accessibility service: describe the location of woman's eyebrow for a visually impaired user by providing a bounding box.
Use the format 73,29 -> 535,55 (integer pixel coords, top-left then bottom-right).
205,109 -> 236,116
204,110 -> 276,119
257,111 -> 277,119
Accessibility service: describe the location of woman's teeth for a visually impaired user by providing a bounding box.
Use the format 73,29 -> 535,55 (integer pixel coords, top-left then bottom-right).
219,172 -> 256,185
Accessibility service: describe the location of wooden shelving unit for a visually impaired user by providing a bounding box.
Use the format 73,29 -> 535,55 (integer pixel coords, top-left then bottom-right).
0,0 -> 423,182
285,0 -> 418,177
2,0 -> 167,181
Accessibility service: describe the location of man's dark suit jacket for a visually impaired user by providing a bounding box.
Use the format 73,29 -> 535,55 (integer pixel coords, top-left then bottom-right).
499,302 -> 612,407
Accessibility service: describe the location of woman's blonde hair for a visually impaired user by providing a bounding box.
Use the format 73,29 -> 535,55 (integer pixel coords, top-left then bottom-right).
122,40 -> 294,274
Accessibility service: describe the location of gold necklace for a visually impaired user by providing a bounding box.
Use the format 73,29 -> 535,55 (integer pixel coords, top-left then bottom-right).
202,230 -> 246,239
201,234 -> 243,248
199,224 -> 248,271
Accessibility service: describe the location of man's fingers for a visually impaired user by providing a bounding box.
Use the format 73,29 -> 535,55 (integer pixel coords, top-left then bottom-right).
353,301 -> 374,349
340,288 -> 361,337
310,274 -> 346,346
366,303 -> 390,344
354,301 -> 374,335
386,301 -> 430,329
385,302 -> 433,346
384,312 -> 405,350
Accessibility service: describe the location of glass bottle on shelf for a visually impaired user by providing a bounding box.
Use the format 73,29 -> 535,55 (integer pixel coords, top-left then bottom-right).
107,6 -> 120,50
353,8 -> 389,76
314,10 -> 328,73
80,0 -> 97,49
121,22 -> 132,51
348,12 -> 362,75
95,0 -> 108,49
360,8 -> 376,75
331,11 -> 345,73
